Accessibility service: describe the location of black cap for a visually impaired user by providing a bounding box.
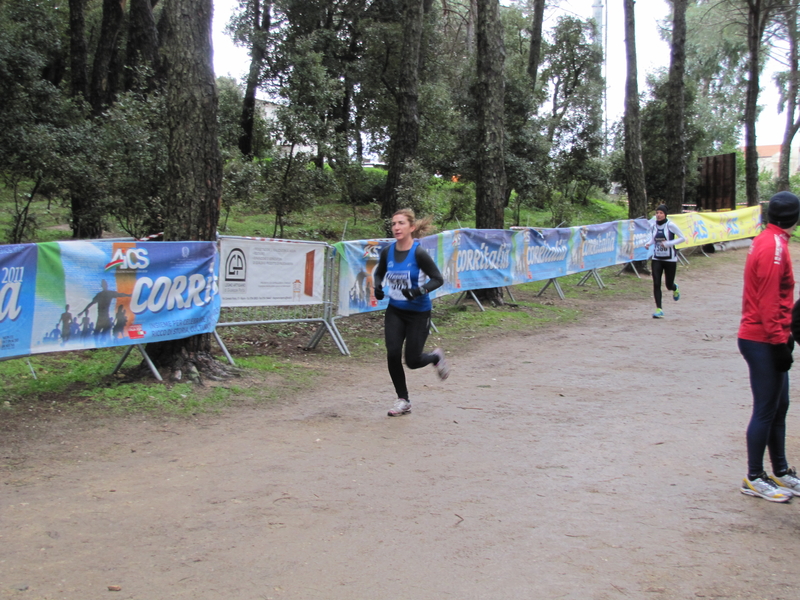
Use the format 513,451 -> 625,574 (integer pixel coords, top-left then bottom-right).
768,192 -> 800,229
655,204 -> 668,216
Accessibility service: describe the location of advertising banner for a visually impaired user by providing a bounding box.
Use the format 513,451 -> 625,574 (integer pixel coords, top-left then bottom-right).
0,244 -> 38,358
335,216 -> 684,317
219,237 -> 326,307
670,205 -> 762,249
0,241 -> 220,360
335,238 -> 394,316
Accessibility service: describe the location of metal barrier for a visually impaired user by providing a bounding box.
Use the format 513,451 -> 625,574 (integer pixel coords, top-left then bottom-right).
214,238 -> 349,362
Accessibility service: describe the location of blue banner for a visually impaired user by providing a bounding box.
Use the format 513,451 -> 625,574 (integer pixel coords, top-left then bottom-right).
0,241 -> 220,359
336,219 -> 652,316
0,244 -> 38,358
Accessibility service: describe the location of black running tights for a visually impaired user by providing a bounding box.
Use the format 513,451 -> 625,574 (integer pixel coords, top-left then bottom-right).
384,304 -> 437,400
651,259 -> 677,309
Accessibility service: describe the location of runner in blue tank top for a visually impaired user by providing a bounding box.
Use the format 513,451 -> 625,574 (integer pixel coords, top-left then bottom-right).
373,209 -> 449,416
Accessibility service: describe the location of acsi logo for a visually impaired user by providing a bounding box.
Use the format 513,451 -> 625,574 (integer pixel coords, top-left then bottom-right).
225,248 -> 246,281
104,248 -> 150,271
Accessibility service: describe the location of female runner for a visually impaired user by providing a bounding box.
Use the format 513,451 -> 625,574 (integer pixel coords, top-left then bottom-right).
373,208 -> 449,416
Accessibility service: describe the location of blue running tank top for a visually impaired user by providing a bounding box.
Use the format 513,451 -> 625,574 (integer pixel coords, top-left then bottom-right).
385,241 -> 432,312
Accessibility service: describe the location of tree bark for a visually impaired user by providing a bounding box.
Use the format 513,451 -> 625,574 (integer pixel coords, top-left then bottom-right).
778,3 -> 800,192
474,0 -> 506,230
527,0 -> 545,91
146,0 -> 224,373
161,0 -> 222,242
89,0 -> 125,114
68,0 -> 89,100
664,0 -> 687,215
380,0 -> 424,228
239,0 -> 272,158
744,0 -> 782,205
623,0 -> 647,220
124,0 -> 160,91
473,0 -> 506,305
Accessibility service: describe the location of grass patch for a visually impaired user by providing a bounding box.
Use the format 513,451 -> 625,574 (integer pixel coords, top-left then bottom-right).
80,382 -> 239,414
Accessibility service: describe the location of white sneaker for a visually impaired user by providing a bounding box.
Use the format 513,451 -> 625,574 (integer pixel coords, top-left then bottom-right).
741,472 -> 792,502
387,398 -> 411,417
432,347 -> 450,380
770,467 -> 800,496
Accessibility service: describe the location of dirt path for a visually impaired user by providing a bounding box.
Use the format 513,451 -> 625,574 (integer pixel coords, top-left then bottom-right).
3,248 -> 800,600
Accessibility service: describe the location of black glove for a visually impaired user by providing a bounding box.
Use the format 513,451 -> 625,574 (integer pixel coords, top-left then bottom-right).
401,287 -> 424,301
772,343 -> 794,372
373,287 -> 384,301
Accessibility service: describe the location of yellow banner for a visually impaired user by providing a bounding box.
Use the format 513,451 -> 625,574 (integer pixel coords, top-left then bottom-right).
669,206 -> 762,249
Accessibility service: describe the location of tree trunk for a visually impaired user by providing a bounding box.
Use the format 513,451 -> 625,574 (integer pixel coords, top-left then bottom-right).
527,0 -> 545,91
68,0 -> 89,100
124,0 -> 160,91
70,193 -> 105,239
623,0 -> 647,220
778,3 -> 800,192
380,0 -> 424,229
89,0 -> 125,115
146,0 -> 225,377
162,0 -> 222,242
744,1 -> 762,206
474,0 -> 506,305
466,0 -> 477,53
474,0 -> 506,229
744,0 -> 782,205
664,0 -> 687,215
239,0 -> 271,158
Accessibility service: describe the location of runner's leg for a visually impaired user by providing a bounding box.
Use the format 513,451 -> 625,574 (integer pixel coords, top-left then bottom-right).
651,260 -> 664,309
404,310 -> 437,370
384,305 -> 409,399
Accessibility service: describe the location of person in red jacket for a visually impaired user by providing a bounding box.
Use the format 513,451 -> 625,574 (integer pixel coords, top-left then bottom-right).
739,191 -> 800,502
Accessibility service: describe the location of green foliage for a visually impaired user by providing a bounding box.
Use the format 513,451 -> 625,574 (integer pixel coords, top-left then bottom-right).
259,153 -> 339,237
0,0 -> 80,242
94,89 -> 169,238
221,156 -> 266,232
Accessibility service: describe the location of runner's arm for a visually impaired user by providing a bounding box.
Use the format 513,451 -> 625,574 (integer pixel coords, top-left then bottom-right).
415,246 -> 444,293
373,246 -> 389,290
663,222 -> 687,247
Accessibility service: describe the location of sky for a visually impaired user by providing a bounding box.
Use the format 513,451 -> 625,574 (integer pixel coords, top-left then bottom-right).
210,0 -> 787,147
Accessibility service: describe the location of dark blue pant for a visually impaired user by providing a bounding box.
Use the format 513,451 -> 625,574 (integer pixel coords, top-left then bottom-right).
738,338 -> 790,477
384,304 -> 436,400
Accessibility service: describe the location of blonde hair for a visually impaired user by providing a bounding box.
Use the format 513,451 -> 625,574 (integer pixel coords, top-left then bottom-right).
394,208 -> 434,239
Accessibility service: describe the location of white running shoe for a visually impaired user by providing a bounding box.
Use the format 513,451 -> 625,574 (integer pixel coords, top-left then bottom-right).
770,467 -> 800,496
387,398 -> 411,417
741,473 -> 792,502
432,347 -> 450,380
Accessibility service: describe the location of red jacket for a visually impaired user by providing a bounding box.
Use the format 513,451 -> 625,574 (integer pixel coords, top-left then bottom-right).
739,223 -> 795,344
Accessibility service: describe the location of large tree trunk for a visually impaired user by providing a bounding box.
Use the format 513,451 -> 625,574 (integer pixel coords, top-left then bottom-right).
68,0 -> 89,100
527,0 -> 545,91
89,0 -> 125,115
474,0 -> 506,306
239,0 -> 271,158
744,2 -> 762,206
146,0 -> 226,378
380,0 -> 424,229
124,0 -> 160,91
744,0 -> 782,205
474,0 -> 505,229
778,3 -> 800,192
623,0 -> 647,221
664,0 -> 687,215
